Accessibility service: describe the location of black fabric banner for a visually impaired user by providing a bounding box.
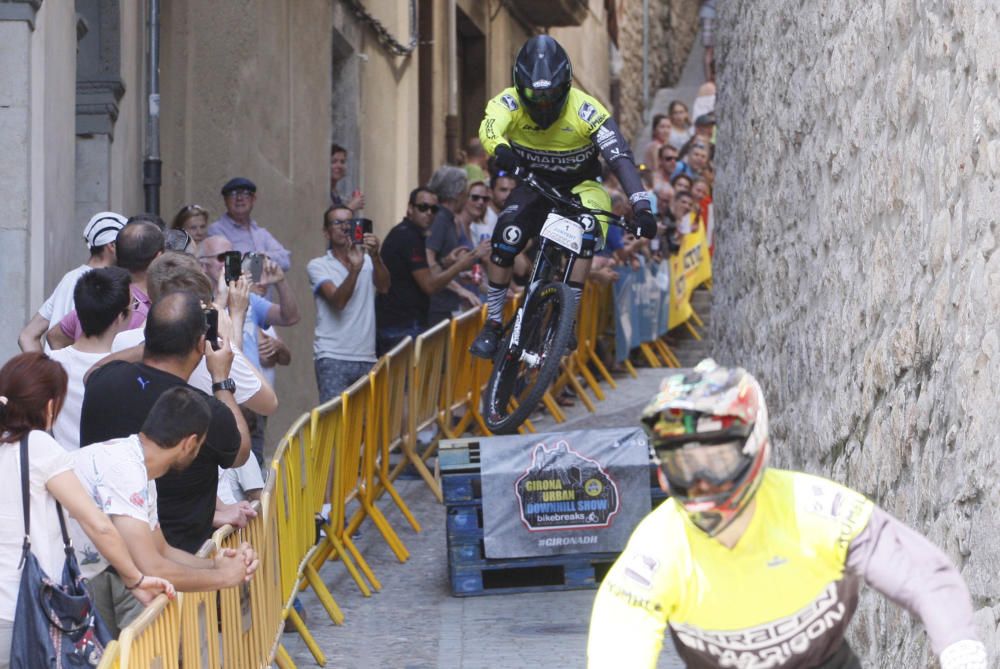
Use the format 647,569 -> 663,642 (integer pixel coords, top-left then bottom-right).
480,428 -> 652,559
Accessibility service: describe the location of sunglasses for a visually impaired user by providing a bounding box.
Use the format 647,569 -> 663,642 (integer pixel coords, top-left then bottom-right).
661,155 -> 678,162
468,194 -> 490,203
414,203 -> 440,214
227,189 -> 255,199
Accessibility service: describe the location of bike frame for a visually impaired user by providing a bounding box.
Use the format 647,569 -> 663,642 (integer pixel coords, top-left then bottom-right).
504,173 -> 628,357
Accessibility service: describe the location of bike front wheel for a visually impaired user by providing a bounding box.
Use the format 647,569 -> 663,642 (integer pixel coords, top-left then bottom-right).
482,282 -> 576,434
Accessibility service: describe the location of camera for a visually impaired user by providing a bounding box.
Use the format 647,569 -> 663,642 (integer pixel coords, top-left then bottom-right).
203,307 -> 221,351
242,252 -> 264,283
350,218 -> 373,245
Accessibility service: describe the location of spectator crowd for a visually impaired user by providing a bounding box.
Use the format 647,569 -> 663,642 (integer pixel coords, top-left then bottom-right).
1,52 -> 717,663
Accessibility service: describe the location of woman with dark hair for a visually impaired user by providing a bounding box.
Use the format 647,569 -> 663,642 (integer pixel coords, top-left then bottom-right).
665,100 -> 693,150
642,113 -> 672,169
0,353 -> 173,665
171,204 -> 210,244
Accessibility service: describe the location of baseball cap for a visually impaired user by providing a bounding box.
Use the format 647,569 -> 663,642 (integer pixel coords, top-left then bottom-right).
83,211 -> 127,248
695,112 -> 716,127
221,177 -> 257,196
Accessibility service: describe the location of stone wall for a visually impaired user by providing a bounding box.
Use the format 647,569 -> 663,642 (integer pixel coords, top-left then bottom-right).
713,0 -> 1000,664
616,0 -> 700,142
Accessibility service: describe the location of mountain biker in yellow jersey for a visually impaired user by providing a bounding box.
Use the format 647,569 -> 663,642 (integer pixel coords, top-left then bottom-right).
588,360 -> 988,669
469,35 -> 657,360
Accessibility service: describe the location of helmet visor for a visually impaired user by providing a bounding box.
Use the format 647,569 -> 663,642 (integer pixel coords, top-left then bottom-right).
657,441 -> 749,488
523,86 -> 565,108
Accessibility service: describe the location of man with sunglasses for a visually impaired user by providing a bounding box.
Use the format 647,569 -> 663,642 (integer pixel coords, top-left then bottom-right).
375,187 -> 485,356
470,35 -> 657,359
587,359 -> 987,669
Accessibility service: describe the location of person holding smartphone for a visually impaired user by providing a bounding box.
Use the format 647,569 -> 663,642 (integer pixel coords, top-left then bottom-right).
307,205 -> 390,403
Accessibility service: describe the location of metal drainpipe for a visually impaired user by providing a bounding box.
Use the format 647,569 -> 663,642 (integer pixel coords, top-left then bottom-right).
143,0 -> 161,215
642,0 -> 650,124
445,0 -> 459,164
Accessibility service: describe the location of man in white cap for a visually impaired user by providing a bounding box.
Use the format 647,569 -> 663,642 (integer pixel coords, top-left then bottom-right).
17,211 -> 127,352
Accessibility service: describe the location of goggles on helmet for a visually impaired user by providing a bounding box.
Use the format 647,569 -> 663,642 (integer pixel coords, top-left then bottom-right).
522,85 -> 565,107
656,441 -> 750,488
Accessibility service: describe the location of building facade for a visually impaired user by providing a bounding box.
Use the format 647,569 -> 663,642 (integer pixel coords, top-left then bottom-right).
0,0 -> 637,432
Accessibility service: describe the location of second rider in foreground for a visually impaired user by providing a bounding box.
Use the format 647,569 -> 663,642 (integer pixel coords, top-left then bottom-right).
470,35 -> 656,360
587,360 -> 988,669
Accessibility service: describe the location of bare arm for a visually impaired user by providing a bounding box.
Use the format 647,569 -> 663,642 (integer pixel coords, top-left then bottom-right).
317,265 -> 363,311
47,471 -> 175,604
260,260 -> 300,326
414,249 -> 479,295
117,522 -> 246,591
204,335 -> 252,468
45,322 -> 74,351
18,313 -> 49,352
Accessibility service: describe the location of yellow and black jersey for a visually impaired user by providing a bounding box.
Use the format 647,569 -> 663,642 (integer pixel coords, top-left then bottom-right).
588,469 -> 980,668
480,87 -> 645,198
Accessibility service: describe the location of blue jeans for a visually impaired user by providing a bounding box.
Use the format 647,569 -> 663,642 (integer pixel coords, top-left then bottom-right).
315,358 -> 375,404
375,321 -> 424,357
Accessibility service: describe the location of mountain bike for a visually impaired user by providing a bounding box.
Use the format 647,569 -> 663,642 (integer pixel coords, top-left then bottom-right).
481,172 -> 634,434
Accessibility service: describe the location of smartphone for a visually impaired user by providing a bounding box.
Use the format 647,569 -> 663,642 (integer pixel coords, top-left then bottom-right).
221,251 -> 243,284
204,307 -> 221,351
242,252 -> 264,283
351,218 -> 373,245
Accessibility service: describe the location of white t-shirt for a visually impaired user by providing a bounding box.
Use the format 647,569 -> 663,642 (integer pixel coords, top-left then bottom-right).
69,435 -> 158,580
0,431 -> 75,621
306,252 -> 377,362
37,265 -> 91,323
470,218 -> 495,245
47,347 -> 108,451
217,457 -> 265,505
112,328 -> 263,404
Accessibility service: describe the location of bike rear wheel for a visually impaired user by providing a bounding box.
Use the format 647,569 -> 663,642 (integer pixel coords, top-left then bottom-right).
482,282 -> 576,434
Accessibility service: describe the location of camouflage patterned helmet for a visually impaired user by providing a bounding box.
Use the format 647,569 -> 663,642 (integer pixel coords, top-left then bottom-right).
640,359 -> 770,536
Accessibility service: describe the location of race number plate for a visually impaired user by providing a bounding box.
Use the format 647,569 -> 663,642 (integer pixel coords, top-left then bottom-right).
540,213 -> 583,253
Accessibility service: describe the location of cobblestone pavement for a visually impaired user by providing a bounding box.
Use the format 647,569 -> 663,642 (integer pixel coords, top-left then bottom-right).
281,367 -> 688,669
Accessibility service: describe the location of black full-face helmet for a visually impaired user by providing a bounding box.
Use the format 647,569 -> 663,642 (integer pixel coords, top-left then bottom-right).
513,35 -> 573,129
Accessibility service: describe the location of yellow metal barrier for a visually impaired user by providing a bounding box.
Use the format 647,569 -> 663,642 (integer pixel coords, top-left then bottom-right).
177,539 -> 221,669
366,351 -> 421,535
397,319 -> 450,497
381,337 -> 442,501
441,307 -> 491,437
342,373 -> 410,563
310,394 -> 378,598
96,641 -> 119,669
272,424 -> 328,666
115,593 -> 180,669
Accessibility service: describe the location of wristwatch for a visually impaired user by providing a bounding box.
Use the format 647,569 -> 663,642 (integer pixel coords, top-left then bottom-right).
212,378 -> 236,394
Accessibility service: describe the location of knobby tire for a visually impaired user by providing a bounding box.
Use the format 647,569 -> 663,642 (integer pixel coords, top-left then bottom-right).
482,282 -> 576,434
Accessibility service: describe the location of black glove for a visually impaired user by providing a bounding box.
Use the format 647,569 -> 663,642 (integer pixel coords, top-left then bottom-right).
494,144 -> 526,176
633,209 -> 658,240
665,223 -> 681,253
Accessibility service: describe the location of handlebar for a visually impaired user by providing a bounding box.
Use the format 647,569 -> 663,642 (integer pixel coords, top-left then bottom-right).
520,171 -> 633,231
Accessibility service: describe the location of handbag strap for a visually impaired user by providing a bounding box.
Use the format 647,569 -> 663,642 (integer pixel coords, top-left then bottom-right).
18,435 -> 31,568
18,434 -> 74,567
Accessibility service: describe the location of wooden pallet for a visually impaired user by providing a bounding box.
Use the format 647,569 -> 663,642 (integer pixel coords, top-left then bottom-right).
440,437 -> 668,597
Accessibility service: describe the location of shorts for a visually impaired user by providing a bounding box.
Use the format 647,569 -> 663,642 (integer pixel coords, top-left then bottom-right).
315,357 -> 375,404
490,179 -> 610,267
88,568 -> 145,639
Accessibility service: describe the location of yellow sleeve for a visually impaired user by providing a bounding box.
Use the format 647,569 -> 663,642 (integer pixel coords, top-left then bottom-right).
479,88 -> 520,155
587,510 -> 677,669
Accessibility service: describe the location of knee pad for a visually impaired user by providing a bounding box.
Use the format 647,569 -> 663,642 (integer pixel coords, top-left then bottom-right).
578,213 -> 603,259
491,223 -> 526,268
